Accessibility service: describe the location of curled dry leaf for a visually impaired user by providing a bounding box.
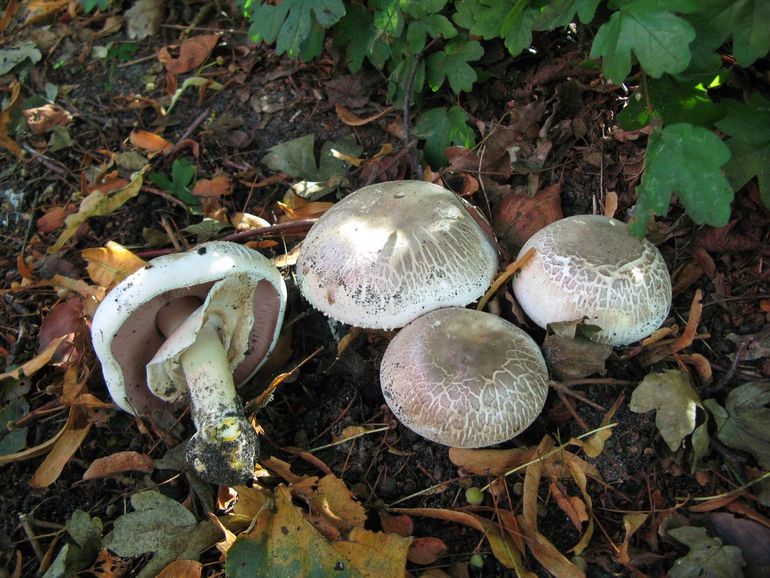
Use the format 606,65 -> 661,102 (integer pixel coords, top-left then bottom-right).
30,406 -> 92,488
156,560 -> 202,578
492,183 -> 563,251
449,447 -> 534,475
37,297 -> 85,366
334,103 -> 394,126
192,175 -> 232,197
408,536 -> 448,565
23,104 -> 72,135
378,511 -> 413,537
158,34 -> 220,75
82,451 -> 154,480
81,241 -> 146,287
617,512 -> 649,565
37,204 -> 77,234
130,129 -> 172,154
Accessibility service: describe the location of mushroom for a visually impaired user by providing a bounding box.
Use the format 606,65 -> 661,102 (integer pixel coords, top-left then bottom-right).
380,307 -> 549,447
296,180 -> 498,329
512,215 -> 672,346
91,241 -> 287,484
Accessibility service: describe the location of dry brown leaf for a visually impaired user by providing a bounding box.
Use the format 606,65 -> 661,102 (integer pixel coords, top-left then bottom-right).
82,451 -> 154,480
0,335 -> 67,382
0,81 -> 22,157
616,513 -> 648,565
0,0 -> 19,31
672,261 -> 705,295
378,511 -> 414,537
129,129 -> 172,154
335,103 -> 394,126
518,515 -> 585,578
332,425 -> 369,444
566,454 -> 595,554
390,507 -> 530,573
81,241 -> 146,287
192,175 -> 232,197
291,474 -> 367,531
23,104 -> 72,135
37,204 -> 77,234
277,191 -> 335,221
672,289 -> 703,353
680,353 -> 713,384
492,183 -> 563,250
448,447 -> 534,475
158,34 -> 220,74
209,513 -> 237,555
549,480 -> 588,530
30,407 -> 92,488
408,537 -> 447,565
603,191 -> 618,218
232,484 -> 273,519
156,559 -> 202,578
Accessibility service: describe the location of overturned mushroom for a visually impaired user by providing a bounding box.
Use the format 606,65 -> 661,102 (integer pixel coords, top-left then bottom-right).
512,215 -> 672,346
380,307 -> 549,447
91,241 -> 287,484
296,180 -> 498,329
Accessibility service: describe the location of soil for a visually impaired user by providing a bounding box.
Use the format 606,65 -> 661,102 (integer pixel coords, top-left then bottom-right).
1,4 -> 769,578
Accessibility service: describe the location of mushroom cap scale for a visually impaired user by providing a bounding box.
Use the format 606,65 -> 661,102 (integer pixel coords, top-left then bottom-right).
296,181 -> 498,329
91,241 -> 287,416
380,307 -> 548,448
512,215 -> 672,346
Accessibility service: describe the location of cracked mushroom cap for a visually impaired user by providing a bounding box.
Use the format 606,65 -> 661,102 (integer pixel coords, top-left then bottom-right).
91,241 -> 287,416
295,181 -> 498,329
512,215 -> 672,346
380,307 -> 549,447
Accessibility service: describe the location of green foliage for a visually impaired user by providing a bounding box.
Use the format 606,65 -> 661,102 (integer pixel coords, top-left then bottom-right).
80,0 -> 110,13
630,124 -> 733,235
243,0 -> 345,59
667,526 -> 745,578
148,159 -> 201,213
240,0 -> 770,232
414,106 -> 476,166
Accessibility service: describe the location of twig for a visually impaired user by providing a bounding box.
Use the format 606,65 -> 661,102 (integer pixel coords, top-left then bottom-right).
402,38 -> 440,179
362,139 -> 418,186
550,381 -> 605,411
163,107 -> 211,159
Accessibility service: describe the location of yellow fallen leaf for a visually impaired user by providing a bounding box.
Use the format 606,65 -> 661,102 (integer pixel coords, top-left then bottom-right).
0,335 -> 66,381
292,474 -> 368,531
29,407 -> 92,488
81,241 -> 146,287
48,169 -> 146,253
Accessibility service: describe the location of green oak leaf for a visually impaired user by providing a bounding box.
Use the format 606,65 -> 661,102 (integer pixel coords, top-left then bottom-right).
704,382 -> 770,469
333,4 -> 390,72
667,526 -> 745,578
249,0 -> 345,58
690,0 -> 770,67
372,0 -> 404,37
617,75 -> 725,130
531,0 -> 578,31
590,4 -> 696,83
576,0 -> 602,23
453,0 -> 513,40
716,93 -> 770,206
630,123 -> 732,235
414,106 -> 476,167
406,14 -> 456,53
426,36 -> 483,93
501,4 -> 536,56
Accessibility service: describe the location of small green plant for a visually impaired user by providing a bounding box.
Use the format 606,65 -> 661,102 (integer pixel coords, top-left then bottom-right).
148,159 -> 202,214
79,0 -> 110,13
239,0 -> 770,234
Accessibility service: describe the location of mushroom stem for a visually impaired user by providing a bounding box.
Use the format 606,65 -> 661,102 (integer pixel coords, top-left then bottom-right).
178,315 -> 259,485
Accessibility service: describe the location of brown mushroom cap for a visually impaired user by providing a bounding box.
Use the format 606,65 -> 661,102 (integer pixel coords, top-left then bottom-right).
512,215 -> 672,346
296,181 -> 498,329
380,307 -> 549,447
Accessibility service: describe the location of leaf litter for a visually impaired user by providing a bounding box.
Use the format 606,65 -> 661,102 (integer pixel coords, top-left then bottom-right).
0,2 -> 769,578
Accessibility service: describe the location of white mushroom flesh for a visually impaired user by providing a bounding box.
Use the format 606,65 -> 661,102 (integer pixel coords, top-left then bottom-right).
380,307 -> 549,448
296,181 -> 498,329
512,215 -> 672,346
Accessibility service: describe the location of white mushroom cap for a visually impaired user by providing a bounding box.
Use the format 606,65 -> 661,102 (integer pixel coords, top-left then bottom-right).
296,181 -> 498,329
380,307 -> 549,447
512,215 -> 672,346
91,241 -> 287,416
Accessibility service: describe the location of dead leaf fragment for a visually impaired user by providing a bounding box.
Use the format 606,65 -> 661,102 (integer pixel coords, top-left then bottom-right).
23,104 -> 72,135
82,451 -> 154,480
30,407 -> 92,488
335,103 -> 393,126
492,183 -> 563,250
81,241 -> 146,287
448,447 -> 534,475
130,129 -> 173,154
125,0 -> 164,39
408,536 -> 447,565
192,175 -> 231,197
0,81 -> 22,156
158,34 -> 219,74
